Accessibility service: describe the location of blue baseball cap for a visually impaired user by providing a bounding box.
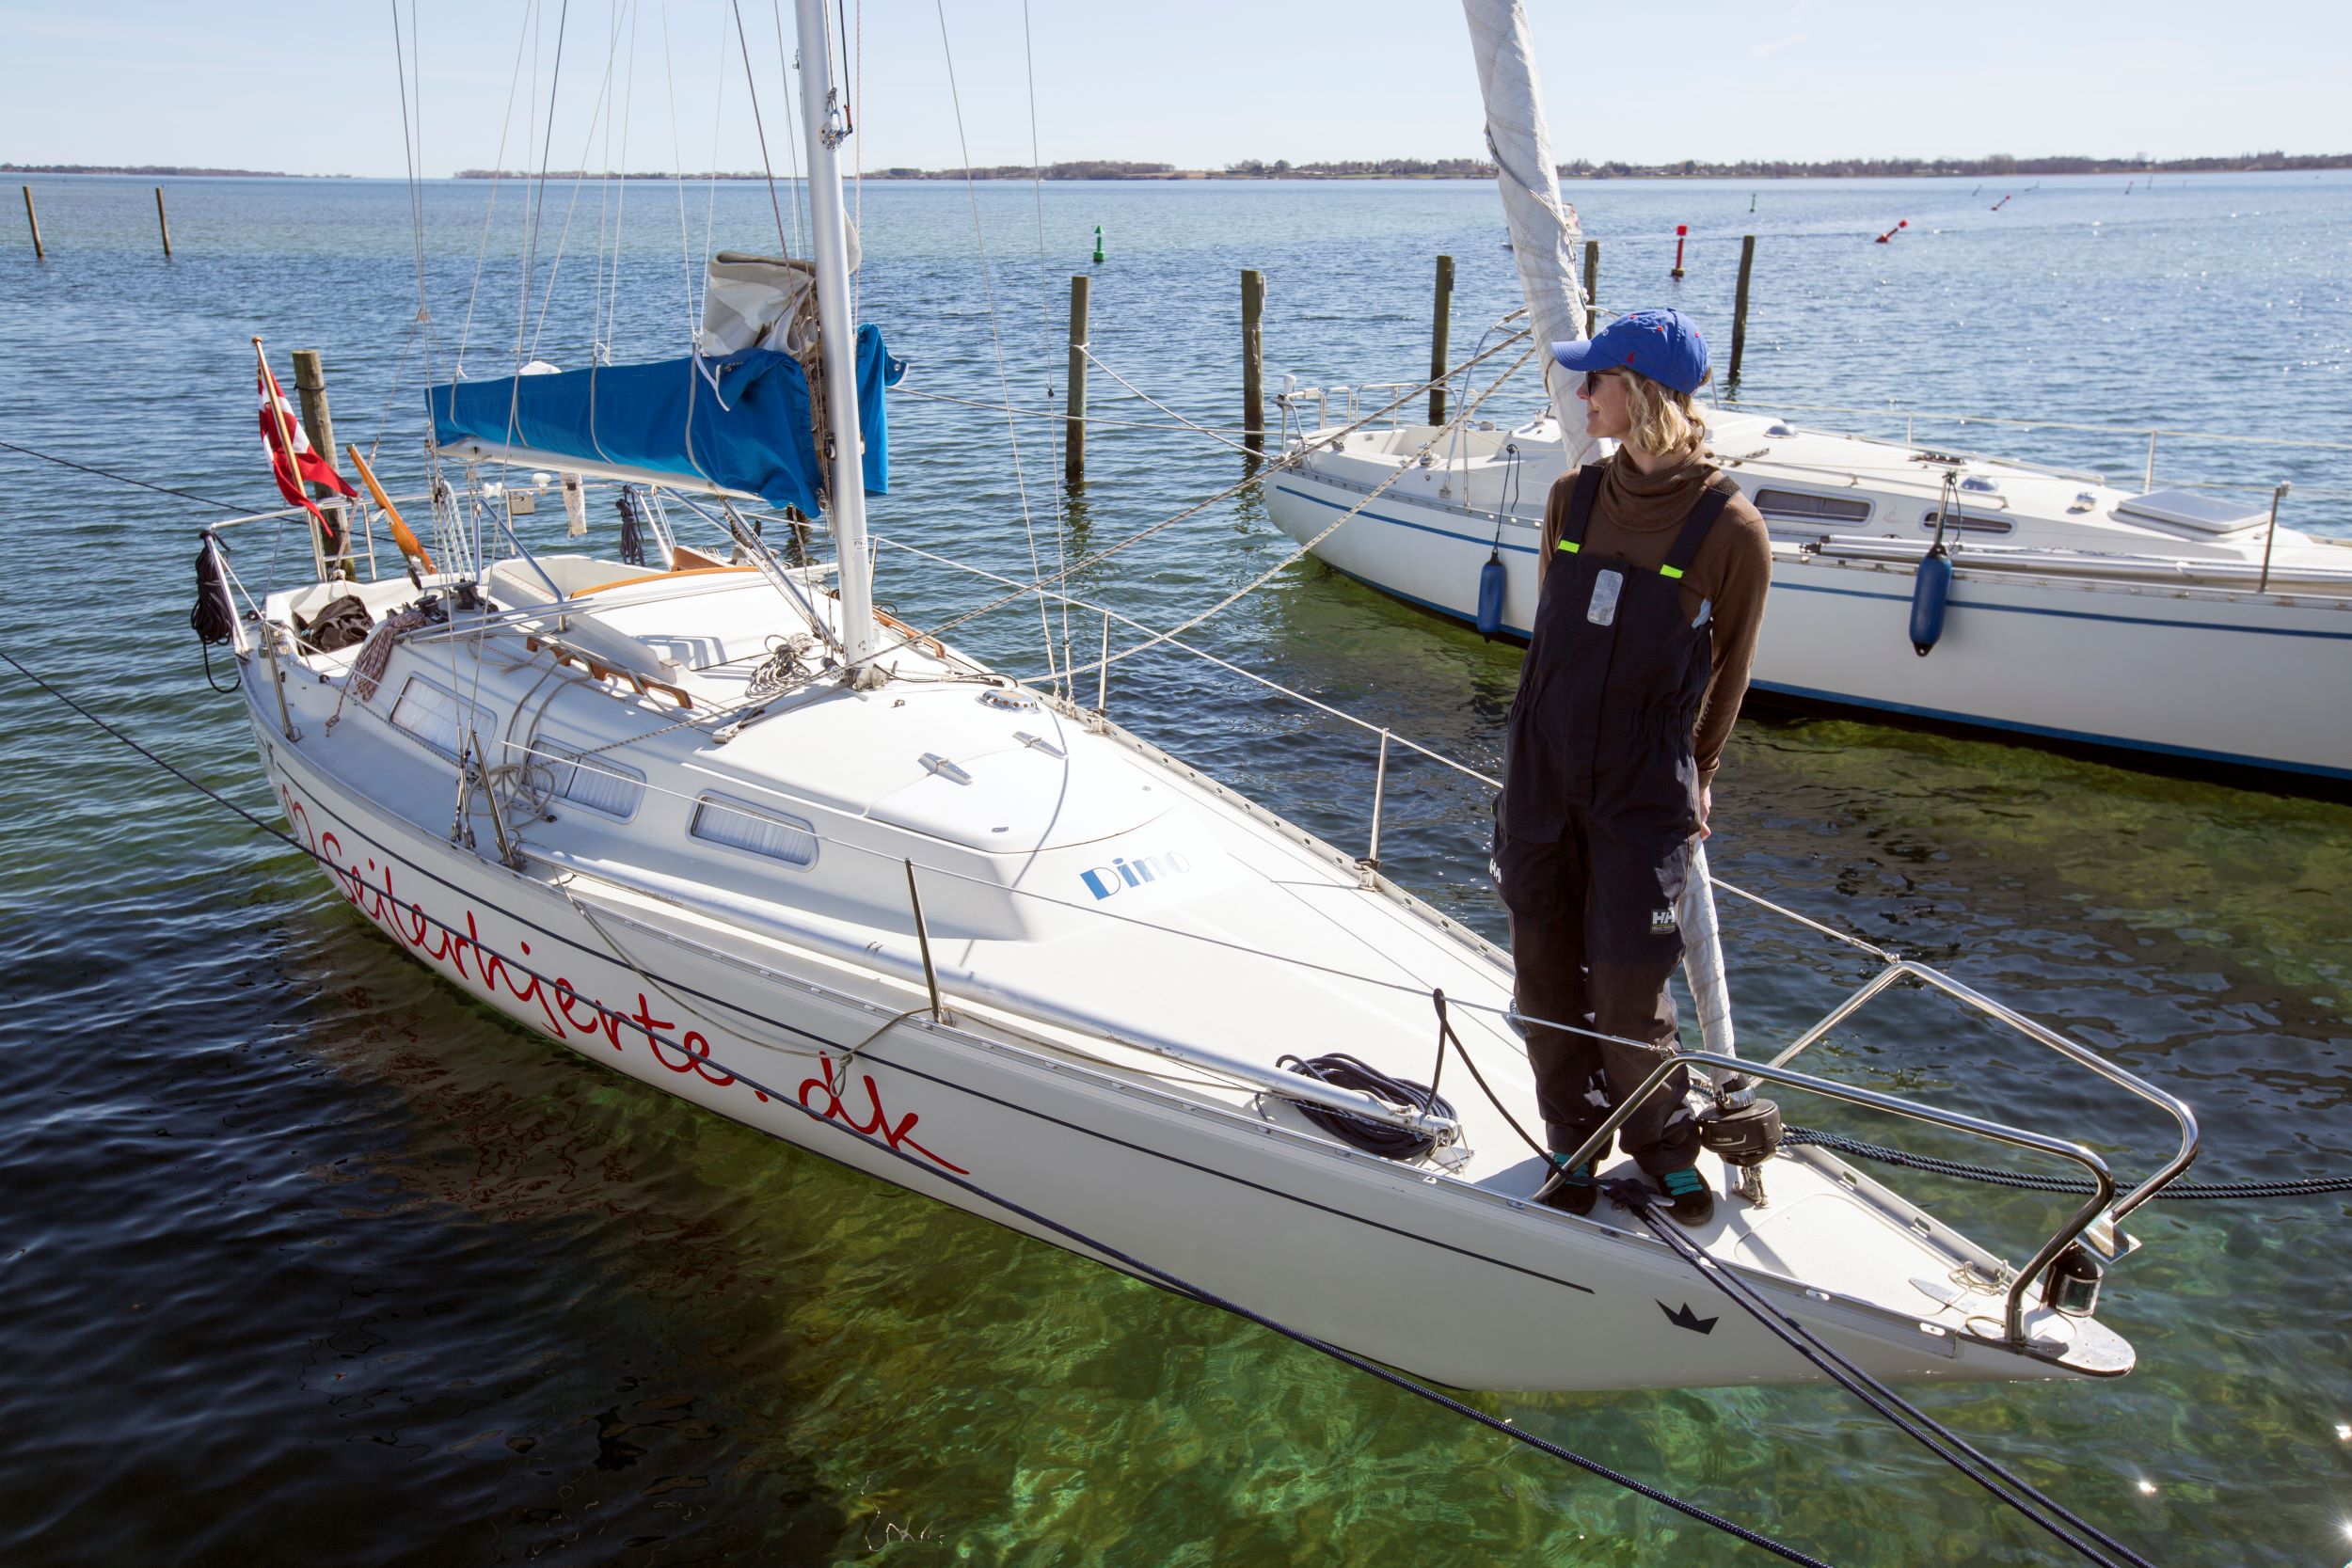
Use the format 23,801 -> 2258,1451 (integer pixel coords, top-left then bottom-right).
1551,309 -> 1709,395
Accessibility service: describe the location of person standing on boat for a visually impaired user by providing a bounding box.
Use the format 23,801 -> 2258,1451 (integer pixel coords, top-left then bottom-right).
1492,308 -> 1771,1227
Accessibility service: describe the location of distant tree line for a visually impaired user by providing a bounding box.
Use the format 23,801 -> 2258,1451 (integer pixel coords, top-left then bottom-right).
1552,150 -> 2352,179
446,149 -> 2352,182
2,162 -> 332,178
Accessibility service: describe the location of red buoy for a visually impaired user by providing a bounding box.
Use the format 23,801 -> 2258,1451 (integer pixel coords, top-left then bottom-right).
1671,224 -> 1688,279
1874,218 -> 1909,244
1991,194 -> 2012,211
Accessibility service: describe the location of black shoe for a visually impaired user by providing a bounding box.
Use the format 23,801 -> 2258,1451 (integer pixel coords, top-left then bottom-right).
1658,1165 -> 1715,1227
1536,1158 -> 1597,1216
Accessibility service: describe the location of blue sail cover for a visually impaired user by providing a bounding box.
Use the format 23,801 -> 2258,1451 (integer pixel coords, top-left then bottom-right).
427,324 -> 905,513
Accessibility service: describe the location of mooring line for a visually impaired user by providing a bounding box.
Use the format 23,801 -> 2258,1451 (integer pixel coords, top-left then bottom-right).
5,642 -> 1839,1568
1607,1180 -> 2160,1568
0,436 -> 266,515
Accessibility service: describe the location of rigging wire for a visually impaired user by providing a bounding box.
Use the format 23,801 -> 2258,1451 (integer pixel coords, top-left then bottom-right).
1058,343 -> 1543,683
1018,0 -> 1073,693
932,0 -> 1061,692
895,384 -> 1264,436
696,0 -> 730,333
728,0 -> 794,259
0,641 -> 1837,1568
455,1 -> 540,378
659,0 -> 699,348
528,1 -> 635,361
0,437 -> 262,514
765,0 -> 808,257
1080,345 -> 1263,456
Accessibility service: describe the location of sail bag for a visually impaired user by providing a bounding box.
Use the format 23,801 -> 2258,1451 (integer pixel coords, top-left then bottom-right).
426,323 -> 902,515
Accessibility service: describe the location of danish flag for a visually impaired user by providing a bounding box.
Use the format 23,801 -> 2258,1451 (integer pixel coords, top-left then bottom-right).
255,345 -> 357,548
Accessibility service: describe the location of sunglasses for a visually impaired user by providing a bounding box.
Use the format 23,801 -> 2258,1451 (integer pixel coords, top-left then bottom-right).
1582,369 -> 1624,391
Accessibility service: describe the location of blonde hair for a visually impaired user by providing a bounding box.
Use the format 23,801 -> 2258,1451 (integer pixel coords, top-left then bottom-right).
1619,371 -> 1708,458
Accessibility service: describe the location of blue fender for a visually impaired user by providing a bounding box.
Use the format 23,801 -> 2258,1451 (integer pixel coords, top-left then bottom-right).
1476,551 -> 1508,638
1909,546 -> 1952,656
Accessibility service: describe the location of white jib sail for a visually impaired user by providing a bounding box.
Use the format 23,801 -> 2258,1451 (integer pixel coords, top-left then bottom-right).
1460,0 -> 1601,470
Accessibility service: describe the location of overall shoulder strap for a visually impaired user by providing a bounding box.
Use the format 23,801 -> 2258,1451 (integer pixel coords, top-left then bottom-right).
1658,479 -> 1738,580
1555,465 -> 1606,556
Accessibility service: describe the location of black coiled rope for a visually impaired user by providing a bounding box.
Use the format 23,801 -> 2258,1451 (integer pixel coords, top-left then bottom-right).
1276,1052 -> 1456,1162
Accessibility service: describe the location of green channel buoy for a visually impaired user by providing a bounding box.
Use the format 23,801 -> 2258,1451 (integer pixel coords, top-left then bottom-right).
1092,224 -> 1104,264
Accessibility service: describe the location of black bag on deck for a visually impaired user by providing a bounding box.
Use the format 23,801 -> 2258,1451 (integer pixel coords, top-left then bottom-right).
294,593 -> 374,653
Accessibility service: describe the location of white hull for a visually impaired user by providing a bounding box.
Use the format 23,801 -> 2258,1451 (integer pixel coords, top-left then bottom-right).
227,556 -> 2129,1392
1267,420 -> 2352,784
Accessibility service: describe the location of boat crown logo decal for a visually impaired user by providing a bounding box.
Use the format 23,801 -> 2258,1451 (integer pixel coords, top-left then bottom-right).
1658,1300 -> 1718,1335
1080,850 -> 1194,901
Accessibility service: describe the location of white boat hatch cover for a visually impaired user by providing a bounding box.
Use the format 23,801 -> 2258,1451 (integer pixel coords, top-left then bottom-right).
868,744 -> 1171,851
2115,488 -> 2266,534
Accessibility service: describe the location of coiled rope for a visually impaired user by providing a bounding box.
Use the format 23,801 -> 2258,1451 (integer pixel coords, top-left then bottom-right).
1275,1053 -> 1455,1162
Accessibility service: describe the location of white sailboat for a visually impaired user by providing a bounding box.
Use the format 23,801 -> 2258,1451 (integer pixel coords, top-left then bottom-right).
193,0 -> 2198,1392
1269,26 -> 2352,789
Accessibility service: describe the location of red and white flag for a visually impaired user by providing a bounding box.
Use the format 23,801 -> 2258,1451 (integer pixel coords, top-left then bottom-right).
255,347 -> 357,548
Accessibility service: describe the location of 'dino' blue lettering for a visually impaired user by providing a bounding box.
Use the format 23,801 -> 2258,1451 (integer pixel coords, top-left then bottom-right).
1082,850 -> 1193,900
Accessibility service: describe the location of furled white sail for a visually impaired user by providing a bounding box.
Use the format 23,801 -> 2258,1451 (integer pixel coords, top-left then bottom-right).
1460,0 -> 1599,468
1466,0 -> 1736,1067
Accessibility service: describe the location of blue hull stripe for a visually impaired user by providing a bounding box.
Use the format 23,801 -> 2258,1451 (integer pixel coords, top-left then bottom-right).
1274,483 -> 1542,555
1316,546 -> 2347,783
1772,578 -> 2352,641
1277,482 -> 2352,641
1750,681 -> 2351,781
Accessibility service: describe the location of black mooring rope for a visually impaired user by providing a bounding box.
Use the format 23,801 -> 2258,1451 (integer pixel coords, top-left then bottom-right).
1786,1126 -> 2352,1201
4,644 -> 1840,1568
0,435 -> 269,515
1603,1179 -> 2160,1568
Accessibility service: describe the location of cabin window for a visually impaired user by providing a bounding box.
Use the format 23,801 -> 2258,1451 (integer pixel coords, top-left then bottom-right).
691,795 -> 818,868
389,676 -> 498,762
1920,509 -> 2014,537
536,742 -> 646,820
1753,487 -> 1873,526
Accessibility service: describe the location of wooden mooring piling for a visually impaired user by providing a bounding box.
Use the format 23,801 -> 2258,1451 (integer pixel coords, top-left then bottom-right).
1065,274 -> 1089,483
155,186 -> 172,259
1428,254 -> 1454,425
1581,239 -> 1597,335
22,186 -> 42,261
1241,268 -> 1265,452
1728,233 -> 1756,388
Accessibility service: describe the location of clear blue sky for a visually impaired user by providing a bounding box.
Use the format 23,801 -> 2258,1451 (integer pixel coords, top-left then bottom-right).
3,0 -> 2344,177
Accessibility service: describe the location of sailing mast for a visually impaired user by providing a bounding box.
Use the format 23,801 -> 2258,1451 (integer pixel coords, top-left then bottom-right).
794,0 -> 882,683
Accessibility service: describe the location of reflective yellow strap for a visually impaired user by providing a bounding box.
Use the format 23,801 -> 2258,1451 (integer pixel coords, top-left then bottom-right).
1556,539 -> 1581,554
1658,563 -> 1686,579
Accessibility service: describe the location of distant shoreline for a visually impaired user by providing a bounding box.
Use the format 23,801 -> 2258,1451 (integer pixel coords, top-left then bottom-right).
12,153 -> 2347,182
453,152 -> 2352,182
1,163 -> 344,179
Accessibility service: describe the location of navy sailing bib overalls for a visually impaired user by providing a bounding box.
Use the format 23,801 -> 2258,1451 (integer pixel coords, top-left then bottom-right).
1493,466 -> 1735,1171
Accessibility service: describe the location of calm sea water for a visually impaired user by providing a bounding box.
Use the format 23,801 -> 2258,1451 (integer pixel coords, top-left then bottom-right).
2,169 -> 2348,1567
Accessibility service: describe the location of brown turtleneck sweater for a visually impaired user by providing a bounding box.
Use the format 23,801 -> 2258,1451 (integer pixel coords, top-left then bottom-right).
1535,444 -> 1772,785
